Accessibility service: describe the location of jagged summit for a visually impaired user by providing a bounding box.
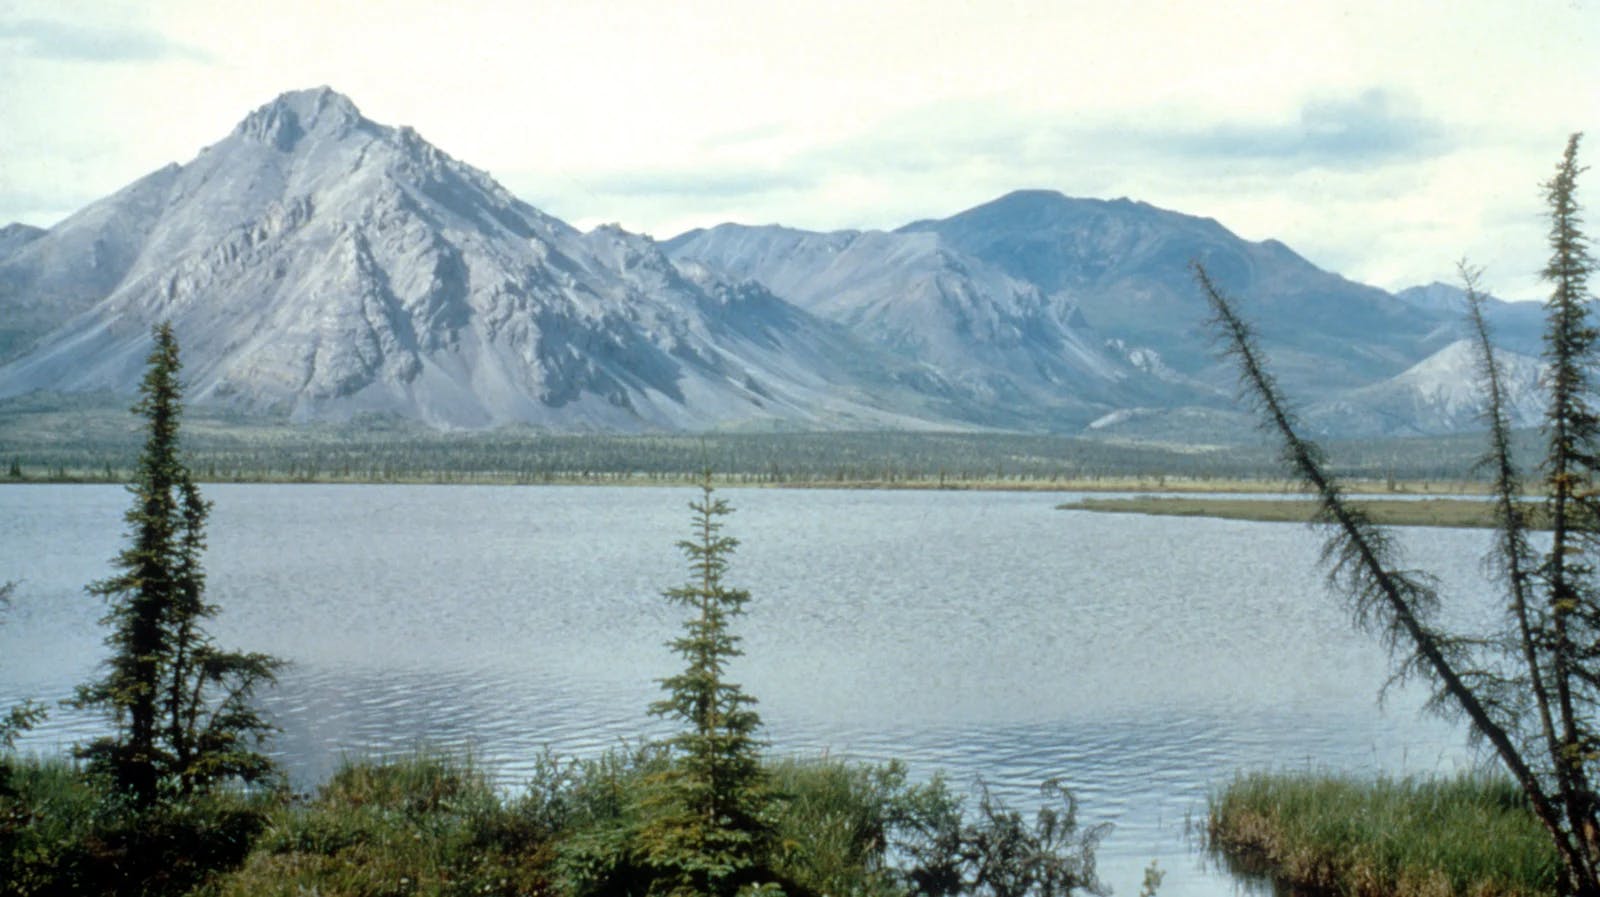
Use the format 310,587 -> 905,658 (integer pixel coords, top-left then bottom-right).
0,88 -> 945,431
232,86 -> 368,150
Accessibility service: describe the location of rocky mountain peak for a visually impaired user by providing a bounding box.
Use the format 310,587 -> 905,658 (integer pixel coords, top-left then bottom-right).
1,87 -> 955,432
0,86 -> 1556,437
233,86 -> 367,151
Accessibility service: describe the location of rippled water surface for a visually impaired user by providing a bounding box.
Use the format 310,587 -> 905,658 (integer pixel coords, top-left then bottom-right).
0,484 -> 1500,896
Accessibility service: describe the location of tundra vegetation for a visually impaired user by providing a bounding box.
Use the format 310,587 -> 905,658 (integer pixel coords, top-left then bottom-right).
0,395 -> 1538,489
1203,135 -> 1599,897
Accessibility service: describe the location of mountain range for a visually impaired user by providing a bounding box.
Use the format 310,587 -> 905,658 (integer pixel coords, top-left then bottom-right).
0,87 -> 1553,438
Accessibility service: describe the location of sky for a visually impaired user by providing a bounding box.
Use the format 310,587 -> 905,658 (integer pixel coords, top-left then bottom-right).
1,0 -> 1596,300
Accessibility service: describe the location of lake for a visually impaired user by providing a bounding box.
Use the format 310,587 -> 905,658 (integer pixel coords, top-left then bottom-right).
0,483 -> 1498,896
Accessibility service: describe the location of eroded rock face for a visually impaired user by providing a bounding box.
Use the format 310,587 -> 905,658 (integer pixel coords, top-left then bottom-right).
0,87 -> 1547,438
0,88 -> 949,431
664,224 -> 1157,413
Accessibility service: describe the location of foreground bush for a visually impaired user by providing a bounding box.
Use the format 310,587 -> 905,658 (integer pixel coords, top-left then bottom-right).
537,747 -> 1105,897
212,752 -> 552,897
1208,771 -> 1559,897
0,757 -> 273,897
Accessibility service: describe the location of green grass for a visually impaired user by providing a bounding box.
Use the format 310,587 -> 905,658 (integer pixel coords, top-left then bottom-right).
1,747 -> 1115,896
765,757 -> 950,897
1207,771 -> 1559,897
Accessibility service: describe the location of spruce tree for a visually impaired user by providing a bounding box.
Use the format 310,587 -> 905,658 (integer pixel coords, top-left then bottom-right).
1192,133 -> 1600,896
73,323 -> 280,807
639,476 -> 779,897
1534,135 -> 1600,879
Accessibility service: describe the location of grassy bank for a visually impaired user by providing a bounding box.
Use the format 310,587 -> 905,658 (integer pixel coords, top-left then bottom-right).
1207,771 -> 1558,897
1058,495 -> 1539,528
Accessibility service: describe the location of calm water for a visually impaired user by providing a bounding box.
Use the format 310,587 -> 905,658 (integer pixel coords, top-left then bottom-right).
0,484 -> 1500,896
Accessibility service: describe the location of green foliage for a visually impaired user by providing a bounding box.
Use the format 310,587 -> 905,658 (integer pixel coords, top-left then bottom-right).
70,323 -> 282,807
1528,135 -> 1600,885
211,752 -> 550,897
535,743 -> 1101,897
1,743 -> 1105,896
1208,772 -> 1558,897
0,699 -> 46,800
1135,861 -> 1163,897
630,477 -> 782,897
0,701 -> 46,754
536,745 -> 675,897
763,758 -> 912,897
894,779 -> 1107,897
0,755 -> 274,897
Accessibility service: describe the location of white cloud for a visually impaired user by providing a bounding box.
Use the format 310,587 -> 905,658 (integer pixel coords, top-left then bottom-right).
0,0 -> 1595,298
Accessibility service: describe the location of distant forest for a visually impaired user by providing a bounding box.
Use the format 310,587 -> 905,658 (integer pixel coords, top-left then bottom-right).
0,393 -> 1532,487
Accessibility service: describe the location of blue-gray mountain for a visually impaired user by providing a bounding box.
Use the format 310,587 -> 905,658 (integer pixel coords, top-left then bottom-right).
0,88 -> 1548,437
668,196 -> 1549,437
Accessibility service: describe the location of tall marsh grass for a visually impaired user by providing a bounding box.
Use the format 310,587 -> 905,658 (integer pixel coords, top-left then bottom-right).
1207,771 -> 1559,897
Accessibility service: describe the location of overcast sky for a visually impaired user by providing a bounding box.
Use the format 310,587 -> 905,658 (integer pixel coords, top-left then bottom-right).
1,0 -> 1596,299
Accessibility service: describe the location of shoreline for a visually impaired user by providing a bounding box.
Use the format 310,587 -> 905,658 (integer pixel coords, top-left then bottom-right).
1,471 -> 1499,496
1058,495 -> 1541,529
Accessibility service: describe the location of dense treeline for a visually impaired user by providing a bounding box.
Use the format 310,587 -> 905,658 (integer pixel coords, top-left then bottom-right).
0,400 -> 1529,485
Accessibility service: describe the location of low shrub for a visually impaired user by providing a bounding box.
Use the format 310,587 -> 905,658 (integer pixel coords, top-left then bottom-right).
213,751 -> 551,897
0,757 -> 273,897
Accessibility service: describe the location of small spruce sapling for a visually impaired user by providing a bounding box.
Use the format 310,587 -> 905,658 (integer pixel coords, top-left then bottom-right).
638,475 -> 781,897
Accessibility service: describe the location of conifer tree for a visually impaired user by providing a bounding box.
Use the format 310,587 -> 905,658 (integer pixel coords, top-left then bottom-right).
639,476 -> 779,897
1193,134 -> 1600,896
73,323 -> 280,807
1534,135 -> 1600,876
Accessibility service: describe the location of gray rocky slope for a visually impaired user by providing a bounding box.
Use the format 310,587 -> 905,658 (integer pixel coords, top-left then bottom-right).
660,223 -> 1187,421
0,89 -> 976,430
0,88 -> 1553,436
669,192 -> 1551,438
